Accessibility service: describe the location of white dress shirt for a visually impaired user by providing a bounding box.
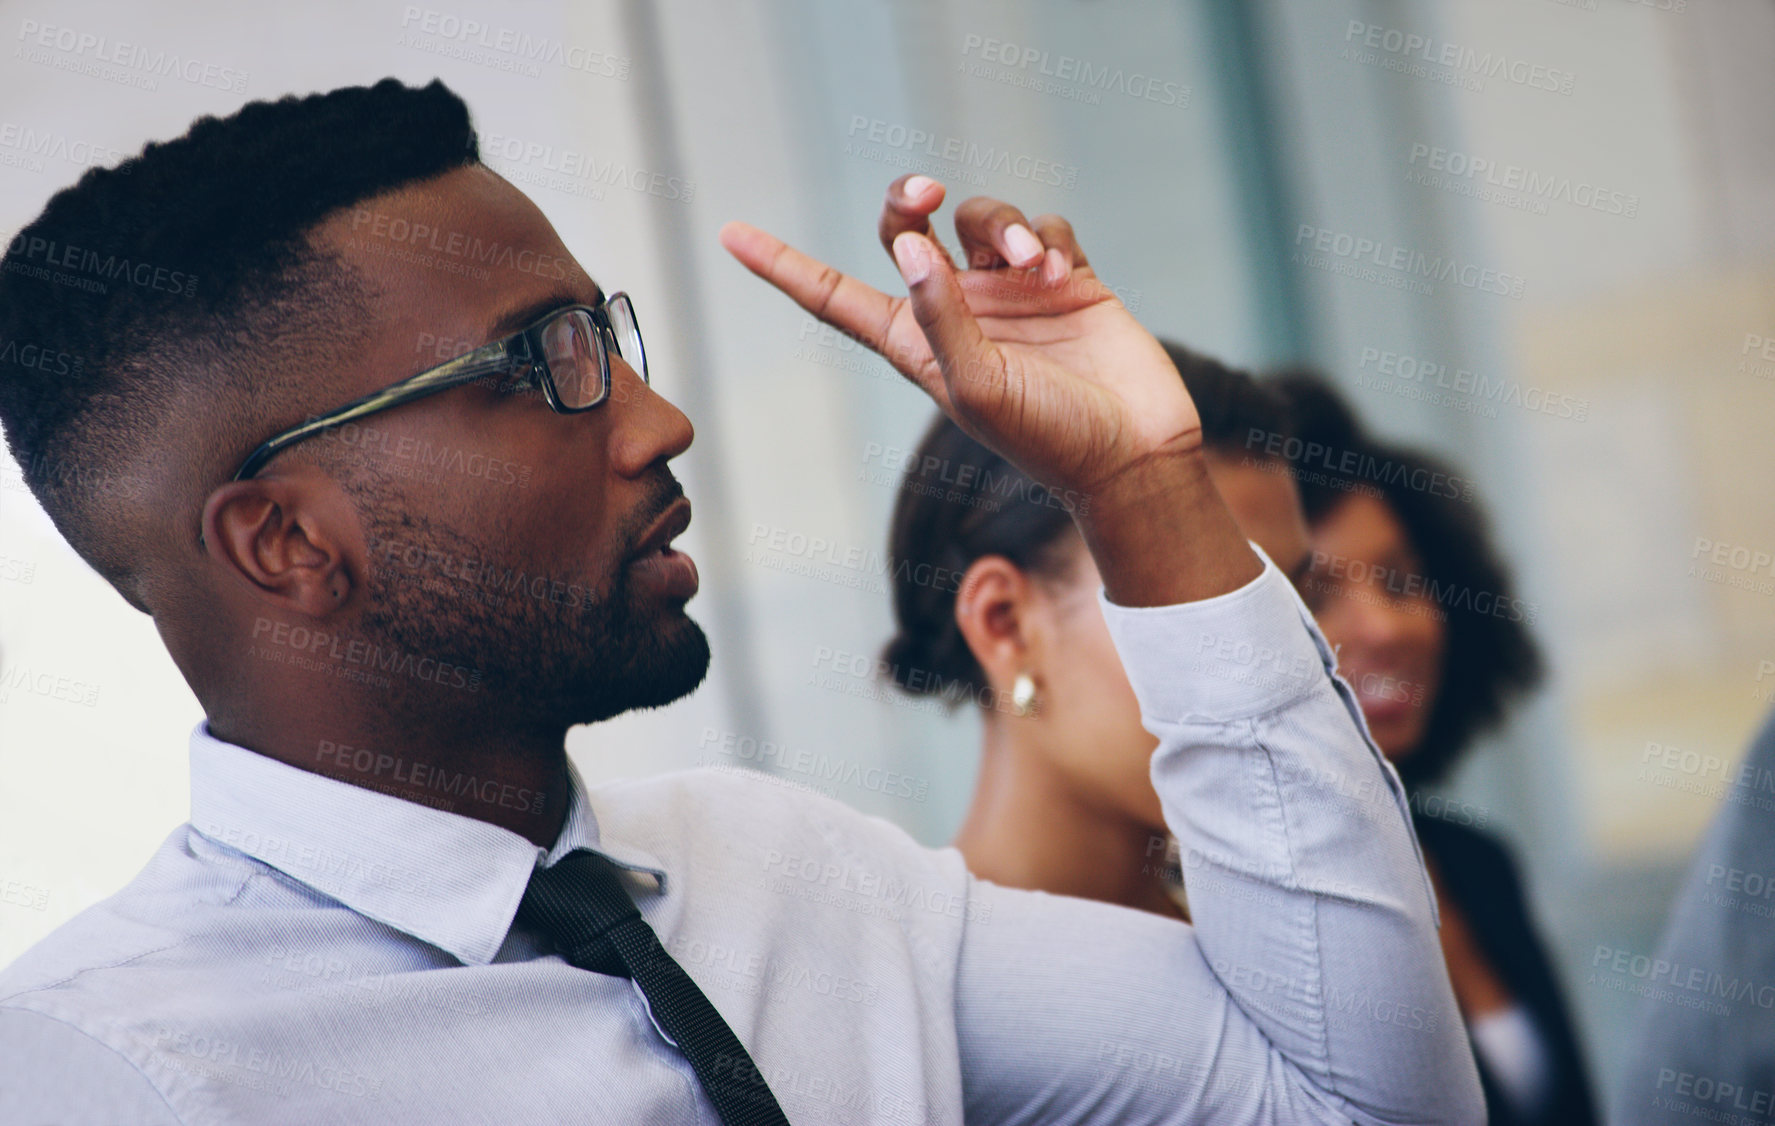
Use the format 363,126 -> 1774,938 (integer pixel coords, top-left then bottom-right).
0,554 -> 1484,1124
1468,1004 -> 1553,1117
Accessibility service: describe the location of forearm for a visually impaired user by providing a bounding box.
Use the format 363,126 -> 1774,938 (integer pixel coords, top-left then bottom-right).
1074,448 -> 1261,608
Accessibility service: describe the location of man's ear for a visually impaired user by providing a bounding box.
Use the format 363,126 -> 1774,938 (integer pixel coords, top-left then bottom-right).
200,472 -> 359,617
953,555 -> 1040,687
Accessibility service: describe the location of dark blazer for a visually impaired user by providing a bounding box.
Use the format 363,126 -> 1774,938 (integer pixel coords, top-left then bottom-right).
1414,814 -> 1599,1126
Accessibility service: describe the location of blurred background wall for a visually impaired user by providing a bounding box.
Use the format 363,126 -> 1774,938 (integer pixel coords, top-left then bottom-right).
1,0 -> 1770,1110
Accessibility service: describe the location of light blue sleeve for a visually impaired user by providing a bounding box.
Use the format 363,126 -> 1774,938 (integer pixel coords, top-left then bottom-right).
0,1007 -> 185,1125
953,551 -> 1485,1125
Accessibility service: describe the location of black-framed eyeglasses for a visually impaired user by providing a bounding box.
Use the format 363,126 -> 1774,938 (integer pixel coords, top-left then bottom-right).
231,292 -> 647,481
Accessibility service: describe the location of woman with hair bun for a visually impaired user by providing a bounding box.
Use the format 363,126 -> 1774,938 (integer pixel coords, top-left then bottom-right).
881,341 -> 1313,919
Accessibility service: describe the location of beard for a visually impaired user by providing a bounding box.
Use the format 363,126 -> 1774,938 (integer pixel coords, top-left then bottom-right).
345,473 -> 710,729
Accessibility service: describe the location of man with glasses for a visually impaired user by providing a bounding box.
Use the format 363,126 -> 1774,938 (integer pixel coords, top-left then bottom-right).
0,79 -> 1481,1124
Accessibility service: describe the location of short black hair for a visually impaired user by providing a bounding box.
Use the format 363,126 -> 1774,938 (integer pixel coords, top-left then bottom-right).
1270,369 -> 1544,786
0,78 -> 479,610
880,341 -> 1293,705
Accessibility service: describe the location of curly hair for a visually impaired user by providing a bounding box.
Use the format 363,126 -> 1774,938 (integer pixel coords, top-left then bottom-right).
1269,369 -> 1544,786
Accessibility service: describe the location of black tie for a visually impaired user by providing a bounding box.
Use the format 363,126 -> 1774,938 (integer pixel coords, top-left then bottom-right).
517,850 -> 792,1126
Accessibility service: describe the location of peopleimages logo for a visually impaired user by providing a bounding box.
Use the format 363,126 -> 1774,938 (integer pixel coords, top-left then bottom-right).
859,440 -> 1091,516
316,740 -> 546,815
845,116 -> 1080,190
3,231 -> 198,296
1293,225 -> 1525,299
1309,550 -> 1539,625
15,19 -> 250,93
1356,346 -> 1589,422
249,618 -> 481,693
1743,333 -> 1775,381
396,7 -> 629,79
0,334 -> 82,377
348,207 -> 579,282
150,1027 -> 380,1100
1406,143 -> 1638,217
698,728 -> 929,803
0,121 -> 132,173
958,34 -> 1190,108
1590,944 -> 1775,1013
1654,1070 -> 1773,1120
0,665 -> 100,707
481,132 -> 695,203
1342,21 -> 1575,95
1245,427 -> 1477,503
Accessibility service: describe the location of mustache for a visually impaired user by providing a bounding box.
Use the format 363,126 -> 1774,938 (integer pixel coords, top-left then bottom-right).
623,473 -> 687,561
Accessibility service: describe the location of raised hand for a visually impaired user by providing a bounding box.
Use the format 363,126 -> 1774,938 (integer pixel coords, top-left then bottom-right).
720,175 -> 1199,506
719,176 -> 1259,606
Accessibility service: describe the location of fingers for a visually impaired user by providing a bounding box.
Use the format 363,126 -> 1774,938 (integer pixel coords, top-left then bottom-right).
949,208 -> 1103,315
891,231 -> 999,422
950,201 -> 1086,287
719,220 -> 947,406
720,220 -> 897,352
878,175 -> 956,270
1030,213 -> 1088,277
881,178 -> 1090,289
951,196 -> 1048,272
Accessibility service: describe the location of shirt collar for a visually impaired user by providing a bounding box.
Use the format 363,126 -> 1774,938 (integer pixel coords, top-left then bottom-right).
186,722 -> 668,966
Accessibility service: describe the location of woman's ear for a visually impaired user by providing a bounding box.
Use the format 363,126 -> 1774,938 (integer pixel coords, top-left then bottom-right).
953,554 -> 1040,689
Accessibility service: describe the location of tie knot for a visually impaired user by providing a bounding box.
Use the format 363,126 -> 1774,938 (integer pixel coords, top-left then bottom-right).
517,850 -> 643,974
514,853 -> 792,1124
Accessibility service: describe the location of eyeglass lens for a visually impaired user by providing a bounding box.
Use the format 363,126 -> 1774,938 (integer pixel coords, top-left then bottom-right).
605,294 -> 646,385
537,297 -> 646,409
539,309 -> 605,409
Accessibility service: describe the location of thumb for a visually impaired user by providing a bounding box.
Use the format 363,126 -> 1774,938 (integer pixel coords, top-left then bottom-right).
892,231 -> 999,410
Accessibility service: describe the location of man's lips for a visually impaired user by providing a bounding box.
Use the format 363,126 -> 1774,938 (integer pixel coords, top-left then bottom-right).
628,498 -> 698,600
631,498 -> 691,561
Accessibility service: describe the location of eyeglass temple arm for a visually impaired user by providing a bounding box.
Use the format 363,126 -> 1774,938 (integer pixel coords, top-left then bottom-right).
232,343 -> 518,481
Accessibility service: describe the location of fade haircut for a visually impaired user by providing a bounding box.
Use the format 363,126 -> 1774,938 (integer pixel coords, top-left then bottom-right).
0,78 -> 479,612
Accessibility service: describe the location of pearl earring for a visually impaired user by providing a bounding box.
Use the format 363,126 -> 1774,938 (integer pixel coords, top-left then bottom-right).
1011,672 -> 1038,717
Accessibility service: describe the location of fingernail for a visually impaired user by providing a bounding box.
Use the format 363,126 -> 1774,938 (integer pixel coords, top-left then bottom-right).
905,175 -> 937,200
1004,224 -> 1043,266
893,232 -> 931,284
1043,247 -> 1068,285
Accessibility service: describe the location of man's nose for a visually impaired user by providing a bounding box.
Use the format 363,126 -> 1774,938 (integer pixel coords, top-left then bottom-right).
607,357 -> 693,476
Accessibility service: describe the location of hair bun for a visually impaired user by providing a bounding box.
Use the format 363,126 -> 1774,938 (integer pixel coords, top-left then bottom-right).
880,633 -> 931,694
